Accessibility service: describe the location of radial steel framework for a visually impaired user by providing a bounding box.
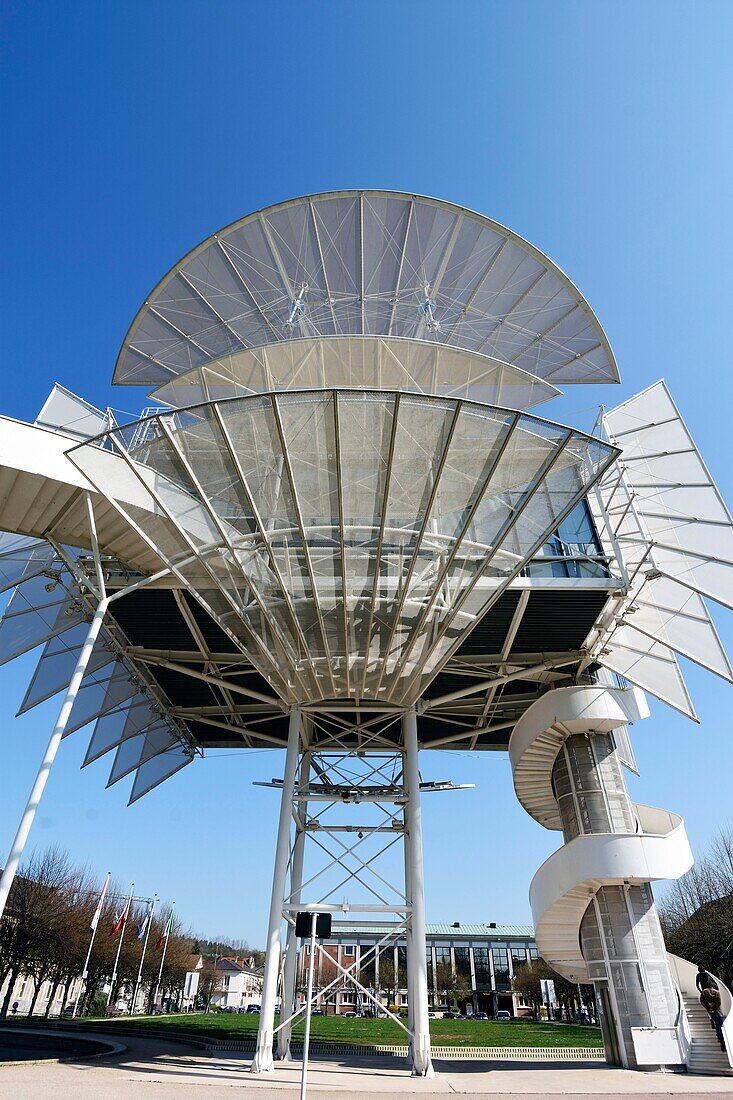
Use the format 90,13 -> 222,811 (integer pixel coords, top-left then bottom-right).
0,191 -> 731,1076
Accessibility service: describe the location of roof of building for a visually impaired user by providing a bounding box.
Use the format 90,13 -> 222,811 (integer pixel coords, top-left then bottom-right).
214,956 -> 261,974
327,921 -> 535,938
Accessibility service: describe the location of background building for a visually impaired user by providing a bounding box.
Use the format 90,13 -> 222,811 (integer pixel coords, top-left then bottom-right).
212,957 -> 263,1012
297,920 -> 537,1018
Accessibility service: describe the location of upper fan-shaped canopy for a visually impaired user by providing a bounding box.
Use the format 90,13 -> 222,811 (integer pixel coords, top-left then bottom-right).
115,190 -> 619,389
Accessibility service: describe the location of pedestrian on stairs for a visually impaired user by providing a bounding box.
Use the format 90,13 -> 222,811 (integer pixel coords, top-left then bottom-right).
696,963 -> 713,992
700,981 -> 726,1052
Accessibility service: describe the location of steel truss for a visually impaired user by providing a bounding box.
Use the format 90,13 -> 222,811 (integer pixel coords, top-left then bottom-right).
251,707 -> 435,1076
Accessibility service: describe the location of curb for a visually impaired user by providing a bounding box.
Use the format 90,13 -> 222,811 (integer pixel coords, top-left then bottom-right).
0,1026 -> 126,1067
204,1038 -> 605,1061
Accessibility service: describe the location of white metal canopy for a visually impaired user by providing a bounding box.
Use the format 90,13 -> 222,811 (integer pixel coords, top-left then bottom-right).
67,390 -> 618,706
150,335 -> 561,410
115,191 -> 619,388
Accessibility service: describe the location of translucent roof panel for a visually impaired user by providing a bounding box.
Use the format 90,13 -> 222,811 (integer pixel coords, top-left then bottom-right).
151,336 -> 560,411
115,191 -> 618,389
70,391 -> 618,706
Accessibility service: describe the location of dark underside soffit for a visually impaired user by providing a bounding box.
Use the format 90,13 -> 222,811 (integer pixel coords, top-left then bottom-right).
106,587 -> 611,752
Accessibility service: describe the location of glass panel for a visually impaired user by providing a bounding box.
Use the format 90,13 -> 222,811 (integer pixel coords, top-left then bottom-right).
0,573 -> 86,666
19,623 -> 115,713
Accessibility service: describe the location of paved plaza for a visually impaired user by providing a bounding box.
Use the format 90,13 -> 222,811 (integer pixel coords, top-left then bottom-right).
0,1030 -> 732,1100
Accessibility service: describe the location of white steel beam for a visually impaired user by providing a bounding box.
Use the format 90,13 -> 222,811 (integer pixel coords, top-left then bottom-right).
402,709 -> 434,1077
251,707 -> 301,1073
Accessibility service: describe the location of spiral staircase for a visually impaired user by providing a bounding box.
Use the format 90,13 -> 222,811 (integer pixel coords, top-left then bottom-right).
509,685 -> 732,1075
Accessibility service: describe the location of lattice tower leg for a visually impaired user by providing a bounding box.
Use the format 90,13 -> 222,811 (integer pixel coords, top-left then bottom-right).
403,709 -> 434,1077
277,750 -> 310,1061
251,707 -> 301,1073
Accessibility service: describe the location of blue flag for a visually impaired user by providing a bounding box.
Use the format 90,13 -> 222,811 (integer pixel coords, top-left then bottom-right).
136,902 -> 153,940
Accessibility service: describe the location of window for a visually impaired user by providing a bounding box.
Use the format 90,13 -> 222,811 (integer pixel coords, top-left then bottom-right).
511,946 -> 529,972
397,946 -> 408,988
454,946 -> 471,980
434,946 -> 451,968
529,500 -> 608,579
492,947 -> 510,989
343,945 -> 354,957
473,947 -> 491,985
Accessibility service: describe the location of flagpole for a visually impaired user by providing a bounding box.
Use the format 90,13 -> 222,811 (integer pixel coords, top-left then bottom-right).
107,881 -> 134,1008
151,906 -> 173,1007
130,894 -> 157,1014
150,902 -> 173,1012
72,871 -> 110,1020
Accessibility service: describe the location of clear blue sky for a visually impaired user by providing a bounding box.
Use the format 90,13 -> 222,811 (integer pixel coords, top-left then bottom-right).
1,1 -> 732,946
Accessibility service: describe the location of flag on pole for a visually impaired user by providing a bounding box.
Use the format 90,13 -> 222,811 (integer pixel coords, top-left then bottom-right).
155,908 -> 174,950
89,873 -> 110,934
136,900 -> 154,940
110,895 -> 131,937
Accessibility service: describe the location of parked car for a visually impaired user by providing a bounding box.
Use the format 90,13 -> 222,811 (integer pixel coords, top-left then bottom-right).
471,1012 -> 489,1020
495,1010 -> 512,1021
342,1010 -> 358,1017
443,1011 -> 465,1020
311,1008 -> 326,1016
60,1005 -> 77,1018
245,1004 -> 261,1014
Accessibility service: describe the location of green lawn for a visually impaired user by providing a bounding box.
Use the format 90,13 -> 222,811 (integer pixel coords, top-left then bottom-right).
86,1011 -> 602,1049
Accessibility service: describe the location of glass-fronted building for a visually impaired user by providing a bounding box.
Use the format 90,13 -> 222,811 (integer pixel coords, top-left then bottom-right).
297,920 -> 537,1017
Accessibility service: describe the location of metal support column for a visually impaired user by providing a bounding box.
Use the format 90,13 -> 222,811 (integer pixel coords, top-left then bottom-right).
402,709 -> 434,1077
0,594 -> 109,923
278,750 -> 311,1060
252,706 -> 301,1073
403,794 -> 415,1052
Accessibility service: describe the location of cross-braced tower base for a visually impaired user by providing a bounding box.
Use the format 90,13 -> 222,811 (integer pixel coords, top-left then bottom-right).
251,708 -> 434,1077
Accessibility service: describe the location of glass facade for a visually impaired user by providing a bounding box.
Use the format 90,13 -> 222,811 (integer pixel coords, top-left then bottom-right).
302,924 -> 537,1015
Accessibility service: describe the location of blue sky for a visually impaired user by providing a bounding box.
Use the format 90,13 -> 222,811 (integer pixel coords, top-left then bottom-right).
1,1 -> 732,945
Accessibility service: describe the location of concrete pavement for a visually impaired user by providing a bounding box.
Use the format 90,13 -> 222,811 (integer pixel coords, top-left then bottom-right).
1,1029 -> 732,1099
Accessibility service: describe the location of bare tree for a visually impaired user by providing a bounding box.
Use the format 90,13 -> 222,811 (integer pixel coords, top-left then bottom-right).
0,847 -> 75,1018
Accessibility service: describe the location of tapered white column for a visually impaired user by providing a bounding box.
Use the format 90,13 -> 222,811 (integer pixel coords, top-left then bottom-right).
252,706 -> 301,1073
278,750 -> 310,1060
0,596 -> 109,923
402,709 -> 434,1077
403,801 -> 415,1051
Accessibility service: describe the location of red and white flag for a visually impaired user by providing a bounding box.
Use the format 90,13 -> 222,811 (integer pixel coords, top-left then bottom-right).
110,895 -> 131,937
90,872 -> 110,935
155,908 -> 174,950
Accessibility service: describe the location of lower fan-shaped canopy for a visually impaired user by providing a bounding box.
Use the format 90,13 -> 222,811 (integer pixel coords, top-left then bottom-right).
69,389 -> 617,705
150,336 -> 560,411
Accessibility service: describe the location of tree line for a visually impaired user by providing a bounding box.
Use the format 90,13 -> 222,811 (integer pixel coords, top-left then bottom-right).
1,846 -> 219,1018
658,825 -> 733,990
512,958 -> 596,1022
